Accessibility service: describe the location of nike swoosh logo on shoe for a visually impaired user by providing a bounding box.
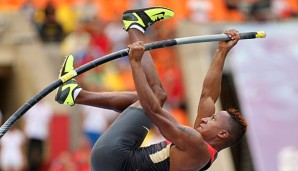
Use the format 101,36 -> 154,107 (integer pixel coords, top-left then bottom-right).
152,11 -> 165,17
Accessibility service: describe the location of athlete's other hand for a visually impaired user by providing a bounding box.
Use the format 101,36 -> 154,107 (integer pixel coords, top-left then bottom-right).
128,41 -> 145,63
218,29 -> 240,51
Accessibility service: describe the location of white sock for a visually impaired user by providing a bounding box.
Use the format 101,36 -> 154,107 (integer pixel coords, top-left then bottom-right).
73,88 -> 82,100
130,25 -> 145,33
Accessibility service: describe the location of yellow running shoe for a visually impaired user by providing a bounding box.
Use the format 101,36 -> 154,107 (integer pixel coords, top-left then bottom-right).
55,55 -> 81,106
122,6 -> 174,31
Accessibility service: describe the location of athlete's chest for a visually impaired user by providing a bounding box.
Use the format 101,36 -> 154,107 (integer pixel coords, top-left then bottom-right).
169,146 -> 205,171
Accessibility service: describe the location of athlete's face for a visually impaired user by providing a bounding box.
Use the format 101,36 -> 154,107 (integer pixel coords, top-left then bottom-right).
197,111 -> 230,140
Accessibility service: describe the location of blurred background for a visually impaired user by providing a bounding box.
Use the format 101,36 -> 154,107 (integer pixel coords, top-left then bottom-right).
0,0 -> 297,171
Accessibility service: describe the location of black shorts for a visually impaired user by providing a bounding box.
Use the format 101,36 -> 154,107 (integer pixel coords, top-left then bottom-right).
90,107 -> 153,171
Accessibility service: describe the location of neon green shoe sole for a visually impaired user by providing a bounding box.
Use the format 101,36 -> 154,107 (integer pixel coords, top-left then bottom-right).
59,55 -> 75,77
55,79 -> 80,106
122,6 -> 174,31
55,55 -> 80,106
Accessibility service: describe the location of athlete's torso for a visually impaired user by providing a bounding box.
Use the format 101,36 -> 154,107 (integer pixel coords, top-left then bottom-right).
126,140 -> 170,171
126,140 -> 217,171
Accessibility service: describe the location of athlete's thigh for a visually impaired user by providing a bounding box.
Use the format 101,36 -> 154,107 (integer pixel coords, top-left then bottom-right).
91,105 -> 152,170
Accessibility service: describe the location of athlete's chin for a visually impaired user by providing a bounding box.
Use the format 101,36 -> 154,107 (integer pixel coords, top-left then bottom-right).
197,128 -> 208,138
196,127 -> 203,134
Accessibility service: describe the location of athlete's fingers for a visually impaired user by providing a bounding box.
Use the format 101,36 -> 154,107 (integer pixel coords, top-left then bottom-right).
230,29 -> 239,40
223,30 -> 232,38
223,29 -> 240,40
130,41 -> 144,51
137,41 -> 145,49
128,41 -> 145,63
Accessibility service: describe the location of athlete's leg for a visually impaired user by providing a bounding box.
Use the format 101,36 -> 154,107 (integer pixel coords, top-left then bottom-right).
90,7 -> 174,170
75,29 -> 168,112
55,55 -> 138,113
56,6 -> 174,111
76,90 -> 138,113
90,106 -> 151,171
56,6 -> 175,171
128,29 -> 167,106
123,6 -> 174,106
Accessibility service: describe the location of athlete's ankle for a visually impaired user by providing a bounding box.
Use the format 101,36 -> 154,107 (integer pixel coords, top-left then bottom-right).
129,25 -> 145,33
73,88 -> 82,102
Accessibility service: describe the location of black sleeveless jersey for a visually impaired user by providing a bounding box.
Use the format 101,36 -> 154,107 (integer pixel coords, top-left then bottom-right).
125,140 -> 218,171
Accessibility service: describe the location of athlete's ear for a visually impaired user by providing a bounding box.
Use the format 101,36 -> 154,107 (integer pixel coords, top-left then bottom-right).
217,130 -> 229,139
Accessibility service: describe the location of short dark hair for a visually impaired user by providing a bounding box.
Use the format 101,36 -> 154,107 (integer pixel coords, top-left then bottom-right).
224,107 -> 248,147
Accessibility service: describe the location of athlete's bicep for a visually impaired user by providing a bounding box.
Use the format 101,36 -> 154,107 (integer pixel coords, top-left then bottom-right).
197,96 -> 216,121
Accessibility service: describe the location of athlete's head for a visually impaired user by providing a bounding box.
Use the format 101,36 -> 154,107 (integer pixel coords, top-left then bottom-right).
198,107 -> 247,149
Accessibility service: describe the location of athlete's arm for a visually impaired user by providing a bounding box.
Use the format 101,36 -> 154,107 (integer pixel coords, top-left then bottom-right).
128,29 -> 167,106
194,30 -> 240,128
129,42 -> 210,164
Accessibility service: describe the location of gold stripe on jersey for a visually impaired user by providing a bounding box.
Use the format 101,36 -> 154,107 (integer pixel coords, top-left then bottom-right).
149,144 -> 171,163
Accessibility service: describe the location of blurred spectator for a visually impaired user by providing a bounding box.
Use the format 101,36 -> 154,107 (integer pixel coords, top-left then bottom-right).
288,0 -> 298,16
0,126 -> 26,171
224,0 -> 247,22
202,0 -> 246,22
187,0 -> 213,23
130,0 -> 151,9
117,60 -> 135,91
74,0 -> 98,23
78,66 -> 105,91
272,0 -> 291,20
49,140 -> 92,171
248,0 -> 273,21
21,0 -> 36,24
96,1 -> 130,22
79,102 -> 119,147
159,56 -> 185,107
56,1 -> 77,34
72,137 -> 92,171
104,19 -> 128,52
23,101 -> 53,171
102,63 -> 126,91
79,62 -> 126,91
272,0 -> 298,20
60,22 -> 91,63
89,22 -> 111,58
49,151 -> 77,171
39,2 -> 64,42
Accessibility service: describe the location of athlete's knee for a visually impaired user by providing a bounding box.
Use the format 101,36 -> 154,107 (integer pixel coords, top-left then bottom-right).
91,143 -> 128,171
90,144 -> 114,169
